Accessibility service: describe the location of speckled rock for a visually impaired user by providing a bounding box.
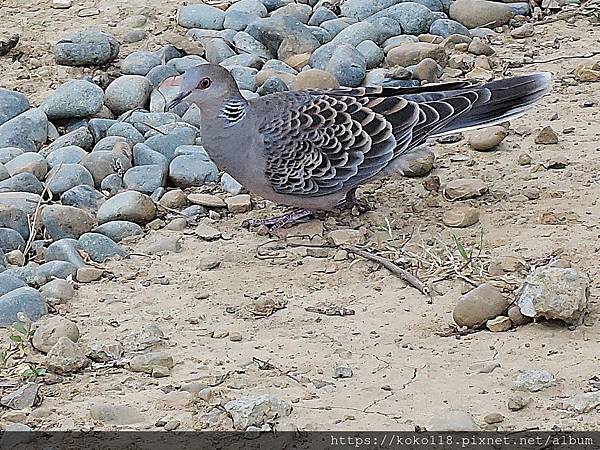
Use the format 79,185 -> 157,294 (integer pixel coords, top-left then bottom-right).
104,75 -> 152,115
0,287 -> 48,327
41,205 -> 97,240
78,232 -> 128,263
94,221 -> 143,243
97,191 -> 157,225
55,31 -> 119,66
41,80 -> 104,120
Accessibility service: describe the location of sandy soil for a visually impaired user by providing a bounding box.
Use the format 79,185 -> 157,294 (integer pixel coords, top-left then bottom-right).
1,0 -> 600,432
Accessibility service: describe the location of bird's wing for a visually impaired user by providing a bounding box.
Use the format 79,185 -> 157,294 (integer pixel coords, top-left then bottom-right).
257,92 -> 419,197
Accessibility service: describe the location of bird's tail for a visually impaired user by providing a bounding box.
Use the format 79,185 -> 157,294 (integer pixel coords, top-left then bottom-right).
403,72 -> 552,137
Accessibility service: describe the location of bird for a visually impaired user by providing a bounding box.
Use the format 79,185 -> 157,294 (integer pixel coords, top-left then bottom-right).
165,64 -> 551,229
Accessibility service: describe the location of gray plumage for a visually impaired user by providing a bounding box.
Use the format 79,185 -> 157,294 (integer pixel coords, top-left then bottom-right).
166,65 -> 551,210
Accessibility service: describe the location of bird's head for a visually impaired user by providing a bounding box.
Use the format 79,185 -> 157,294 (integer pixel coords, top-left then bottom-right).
164,64 -> 242,111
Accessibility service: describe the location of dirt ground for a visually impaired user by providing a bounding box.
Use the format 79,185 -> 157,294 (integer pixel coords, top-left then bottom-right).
1,0 -> 600,432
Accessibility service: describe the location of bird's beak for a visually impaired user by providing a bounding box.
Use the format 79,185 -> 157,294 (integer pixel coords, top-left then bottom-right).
159,74 -> 187,111
167,92 -> 187,110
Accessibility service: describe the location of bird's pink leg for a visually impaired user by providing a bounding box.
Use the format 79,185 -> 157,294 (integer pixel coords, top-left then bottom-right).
243,209 -> 313,231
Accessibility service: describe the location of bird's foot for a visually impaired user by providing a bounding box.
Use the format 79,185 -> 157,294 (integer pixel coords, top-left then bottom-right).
242,209 -> 313,231
339,189 -> 372,215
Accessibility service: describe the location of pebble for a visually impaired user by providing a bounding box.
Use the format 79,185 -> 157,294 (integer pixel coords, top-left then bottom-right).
46,164 -> 94,196
5,152 -> 48,180
233,31 -> 273,60
220,173 -> 244,195
205,38 -> 236,64
195,223 -> 221,241
486,315 -> 512,332
257,76 -> 289,95
0,173 -> 44,194
386,42 -> 447,68
0,287 -> 48,326
517,267 -> 589,325
32,315 -> 80,353
177,4 -> 225,29
412,58 -> 442,82
146,65 -> 179,88
90,403 -> 144,425
122,30 -> 147,44
55,31 -> 119,66
46,239 -> 86,268
292,69 -> 339,90
0,108 -> 48,152
94,220 -> 143,243
146,129 -> 197,161
165,218 -> 188,231
39,279 -> 75,303
511,23 -> 534,39
0,227 -> 25,252
3,265 -> 48,287
159,189 -> 187,209
0,273 -> 26,296
508,396 -> 530,411
356,40 -> 384,69
87,340 -> 124,362
328,229 -> 364,246
430,18 -> 470,38
169,154 -> 219,188
46,145 -> 87,169
453,283 -> 509,328
484,413 -> 504,424
225,395 -> 292,431
188,193 -> 226,208
468,38 -> 495,56
333,365 -> 353,379
128,351 -> 174,376
449,0 -> 514,28
81,150 -> 132,188
46,336 -> 89,373
107,123 -> 145,146
508,305 -> 530,326
226,194 -> 252,213
78,232 -> 128,263
124,165 -> 166,195
38,261 -> 77,281
144,236 -> 182,254
121,51 -> 161,76
77,266 -> 103,283
97,191 -> 157,224
60,185 -> 106,213
41,204 -> 97,240
326,45 -> 367,87
104,75 -> 152,115
42,80 -> 104,121
5,250 -> 24,266
42,126 -> 93,156
428,409 -> 479,431
512,369 -> 555,392
563,391 -> 600,413
0,383 -> 39,410
199,256 -> 220,271
469,126 -> 508,151
444,178 -> 488,200
535,126 -> 559,144
442,206 -> 479,228
229,331 -> 243,342
0,147 -> 24,165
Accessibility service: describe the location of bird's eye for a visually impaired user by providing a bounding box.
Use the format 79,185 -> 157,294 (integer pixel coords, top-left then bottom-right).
199,77 -> 212,90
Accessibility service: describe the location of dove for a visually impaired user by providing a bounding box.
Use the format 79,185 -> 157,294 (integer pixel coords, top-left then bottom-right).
166,64 -> 550,229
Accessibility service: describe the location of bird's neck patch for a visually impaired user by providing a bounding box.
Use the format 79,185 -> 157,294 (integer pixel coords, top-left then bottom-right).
219,99 -> 247,127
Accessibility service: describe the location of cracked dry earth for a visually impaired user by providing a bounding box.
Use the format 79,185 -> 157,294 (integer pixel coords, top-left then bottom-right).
2,0 -> 600,433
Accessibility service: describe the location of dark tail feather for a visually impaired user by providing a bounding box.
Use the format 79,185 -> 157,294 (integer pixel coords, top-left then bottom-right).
426,72 -> 552,136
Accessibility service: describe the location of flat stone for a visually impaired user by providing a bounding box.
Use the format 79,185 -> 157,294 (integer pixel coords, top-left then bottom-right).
224,395 -> 292,431
76,266 -> 103,283
442,207 -> 480,228
38,279 -> 75,303
328,229 -> 364,246
469,126 -> 508,151
486,315 -> 512,332
45,238 -> 86,268
444,178 -> 488,200
225,194 -> 251,213
128,351 -> 174,375
512,369 -> 555,392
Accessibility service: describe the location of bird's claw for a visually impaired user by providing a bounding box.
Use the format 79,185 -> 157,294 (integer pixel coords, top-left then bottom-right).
242,209 -> 313,232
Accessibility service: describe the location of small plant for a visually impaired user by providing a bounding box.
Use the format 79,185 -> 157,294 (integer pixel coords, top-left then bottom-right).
21,366 -> 47,381
0,316 -> 34,368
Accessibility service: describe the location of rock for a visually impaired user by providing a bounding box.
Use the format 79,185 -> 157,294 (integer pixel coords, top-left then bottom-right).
449,0 -> 514,28
32,315 -> 80,353
508,395 -> 530,411
46,164 -> 94,196
291,69 -> 339,90
0,383 -> 39,410
4,152 -> 47,180
369,3 -> 437,35
205,38 -> 236,64
428,410 -> 479,431
78,232 -> 128,263
0,273 -> 26,296
412,57 -> 442,82
87,340 -> 124,362
220,173 -> 244,195
0,89 -> 30,126
511,23 -> 534,39
469,126 -> 507,151
467,38 -> 495,57
178,4 -> 225,29
5,250 -> 25,266
169,154 -> 219,188
442,206 -> 479,228
444,178 -> 488,200
97,191 -> 157,224
123,165 -> 166,195
564,391 -> 600,413
46,146 -> 87,169
333,365 -> 353,379
195,224 -> 221,241
386,42 -> 447,68
144,236 -> 182,254
146,65 -> 180,88
512,369 -> 555,392
122,30 -> 147,44
76,266 -> 103,283
0,108 -> 48,152
39,279 -> 75,303
46,336 -> 88,373
258,76 -> 290,95
430,18 -> 470,38
508,305 -> 530,326
94,221 -> 143,243
146,129 -> 197,161
107,123 -> 145,146
453,283 -> 509,328
61,185 -> 105,213
90,403 -> 144,425
128,351 -> 174,376
233,31 -> 273,60
3,265 -> 48,287
104,75 -> 152,115
356,40 -> 384,69
45,239 -> 86,268
246,15 -> 317,58
517,267 -> 589,325
0,227 -> 25,252
328,229 -> 364,246
41,126 -> 93,157
486,315 -> 512,332
0,147 -> 24,165
0,287 -> 48,327
41,205 -> 96,240
188,193 -> 226,208
326,45 -> 367,87
331,22 -> 379,48
121,51 -> 161,76
0,173 -> 44,194
159,189 -> 187,209
55,31 -> 119,66
535,126 -> 559,144
41,80 -> 104,120
226,194 -> 252,213
484,413 -> 504,424
225,395 -> 292,430
38,261 -> 77,281
81,150 -> 132,188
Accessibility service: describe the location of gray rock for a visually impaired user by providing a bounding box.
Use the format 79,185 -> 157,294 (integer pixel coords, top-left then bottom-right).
101,174 -> 125,196
0,273 -> 27,297
205,39 -> 237,64
428,409 -> 479,431
0,89 -> 30,126
383,34 -> 419,52
88,118 -> 117,142
185,29 -> 226,46
271,3 -> 313,23
128,351 -> 174,375
0,173 -> 43,195
41,80 -> 104,120
356,40 -> 384,69
45,239 -> 86,268
262,59 -> 297,74
0,164 -> 9,182
97,190 -> 157,224
221,54 -> 263,70
32,315 -> 79,353
64,118 -> 89,134
132,143 -> 169,171
104,75 -> 152,115
333,365 -> 353,379
228,0 -> 268,17
166,55 -> 209,73
224,395 -> 292,430
228,66 -> 258,91
224,11 -> 260,31
46,164 -> 94,196
246,15 -> 316,57
123,165 -> 166,195
376,17 -> 404,43
233,31 -> 273,60
81,151 -> 132,188
517,267 -> 589,325
309,42 -> 337,70
3,265 -> 47,287
260,0 -> 294,12
41,125 -> 93,156
331,21 -> 379,47
326,45 -> 367,87
0,382 -> 39,410
369,3 -> 437,35
320,18 -> 356,38
0,108 -> 48,152
169,154 -> 219,188
453,283 -> 509,328
178,4 -> 225,29
430,18 -> 470,37
0,287 -> 48,327
78,232 -> 128,263
146,65 -> 179,88
0,227 -> 25,252
37,261 -> 78,281
122,29 -> 147,44
308,26 -> 332,45
563,391 -> 600,413
4,152 -> 48,180
308,6 -> 337,26
145,127 -> 196,161
41,204 -> 97,240
92,135 -> 129,153
257,76 -> 289,95
0,147 -> 24,165
94,221 -> 143,242
0,205 -> 29,240
0,192 -> 41,215
512,369 -> 555,392
121,51 -> 161,76
60,185 -> 106,213
449,0 -> 514,28
55,31 -> 119,66
107,122 -> 145,146
154,45 -> 182,63
46,336 -> 89,373
89,403 -> 144,425
46,145 -> 87,169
